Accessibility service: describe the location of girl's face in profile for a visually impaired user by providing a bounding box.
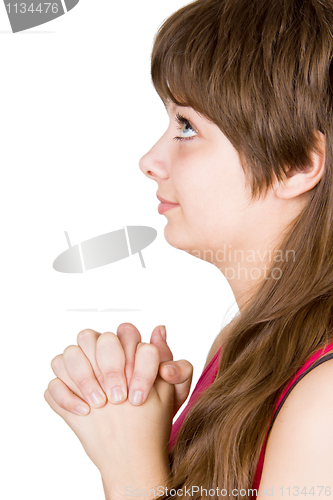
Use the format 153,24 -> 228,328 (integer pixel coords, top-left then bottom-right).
139,101 -> 287,266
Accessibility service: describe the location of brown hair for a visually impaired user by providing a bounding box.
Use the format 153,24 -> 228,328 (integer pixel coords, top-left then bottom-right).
151,0 -> 333,497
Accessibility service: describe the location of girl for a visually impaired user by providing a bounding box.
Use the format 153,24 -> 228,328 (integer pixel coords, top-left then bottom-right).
45,0 -> 333,498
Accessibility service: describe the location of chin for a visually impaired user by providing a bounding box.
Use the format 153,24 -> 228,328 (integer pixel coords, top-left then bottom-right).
163,223 -> 189,251
163,224 -> 202,256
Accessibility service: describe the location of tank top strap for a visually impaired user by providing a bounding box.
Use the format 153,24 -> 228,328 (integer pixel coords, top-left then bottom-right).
252,341 -> 333,494
268,342 -> 333,433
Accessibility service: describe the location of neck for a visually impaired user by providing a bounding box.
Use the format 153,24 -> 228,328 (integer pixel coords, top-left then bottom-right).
216,256 -> 270,312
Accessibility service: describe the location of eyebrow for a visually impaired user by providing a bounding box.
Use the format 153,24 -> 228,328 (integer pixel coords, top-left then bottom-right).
163,100 -> 203,127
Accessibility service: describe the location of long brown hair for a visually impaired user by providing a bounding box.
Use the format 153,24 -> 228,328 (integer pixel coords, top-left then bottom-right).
151,0 -> 333,497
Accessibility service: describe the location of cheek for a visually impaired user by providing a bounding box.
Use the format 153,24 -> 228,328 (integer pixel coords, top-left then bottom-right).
175,151 -> 247,218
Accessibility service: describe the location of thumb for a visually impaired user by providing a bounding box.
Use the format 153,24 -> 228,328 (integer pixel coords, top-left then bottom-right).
150,325 -> 173,364
159,359 -> 193,416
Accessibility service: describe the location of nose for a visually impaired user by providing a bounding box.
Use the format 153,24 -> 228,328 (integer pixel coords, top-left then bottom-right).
139,135 -> 170,182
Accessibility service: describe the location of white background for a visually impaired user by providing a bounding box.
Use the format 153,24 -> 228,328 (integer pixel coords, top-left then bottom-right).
0,1 -> 237,498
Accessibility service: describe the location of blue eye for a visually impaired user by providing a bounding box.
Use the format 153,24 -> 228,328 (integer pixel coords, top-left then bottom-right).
174,113 -> 197,141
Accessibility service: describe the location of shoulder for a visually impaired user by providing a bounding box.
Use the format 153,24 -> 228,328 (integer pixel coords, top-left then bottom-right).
257,357 -> 333,498
203,321 -> 234,369
203,337 -> 221,369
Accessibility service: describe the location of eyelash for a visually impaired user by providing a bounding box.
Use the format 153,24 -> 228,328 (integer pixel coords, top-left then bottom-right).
173,113 -> 197,142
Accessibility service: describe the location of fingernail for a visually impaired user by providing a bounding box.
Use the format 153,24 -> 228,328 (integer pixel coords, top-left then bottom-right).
110,387 -> 125,403
164,364 -> 177,376
75,405 -> 89,416
160,325 -> 167,340
130,390 -> 143,405
90,390 -> 105,406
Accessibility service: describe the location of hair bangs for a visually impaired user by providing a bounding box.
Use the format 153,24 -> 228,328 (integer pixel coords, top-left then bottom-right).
151,1 -> 223,119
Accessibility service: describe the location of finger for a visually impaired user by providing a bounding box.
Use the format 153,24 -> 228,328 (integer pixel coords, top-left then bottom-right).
153,373 -> 175,407
159,359 -> 193,414
128,342 -> 160,405
51,354 -> 82,396
45,378 -> 90,416
96,332 -> 127,404
44,387 -> 66,418
149,325 -> 173,364
116,323 -> 142,386
76,329 -> 104,387
63,345 -> 107,409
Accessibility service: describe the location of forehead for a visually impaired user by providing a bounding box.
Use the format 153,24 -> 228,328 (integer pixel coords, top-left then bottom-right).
164,100 -> 196,117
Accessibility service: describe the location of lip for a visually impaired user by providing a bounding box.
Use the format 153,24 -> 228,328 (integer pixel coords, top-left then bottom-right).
158,202 -> 180,215
156,193 -> 180,215
156,194 -> 179,204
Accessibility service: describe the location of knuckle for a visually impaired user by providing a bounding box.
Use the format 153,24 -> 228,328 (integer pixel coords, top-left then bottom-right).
103,368 -> 122,381
131,372 -> 151,387
76,375 -> 92,389
117,322 -> 136,331
117,323 -> 141,340
77,329 -> 97,344
59,396 -> 74,409
48,378 -> 59,391
51,354 -> 63,371
178,359 -> 194,373
184,360 -> 194,372
63,344 -> 80,358
48,378 -> 63,396
137,342 -> 159,357
97,331 -> 117,346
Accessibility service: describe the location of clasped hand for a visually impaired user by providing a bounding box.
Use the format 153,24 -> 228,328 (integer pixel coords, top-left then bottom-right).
44,323 -> 193,493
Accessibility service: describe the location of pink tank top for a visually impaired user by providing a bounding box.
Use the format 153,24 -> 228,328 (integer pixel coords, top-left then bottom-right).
169,341 -> 333,494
